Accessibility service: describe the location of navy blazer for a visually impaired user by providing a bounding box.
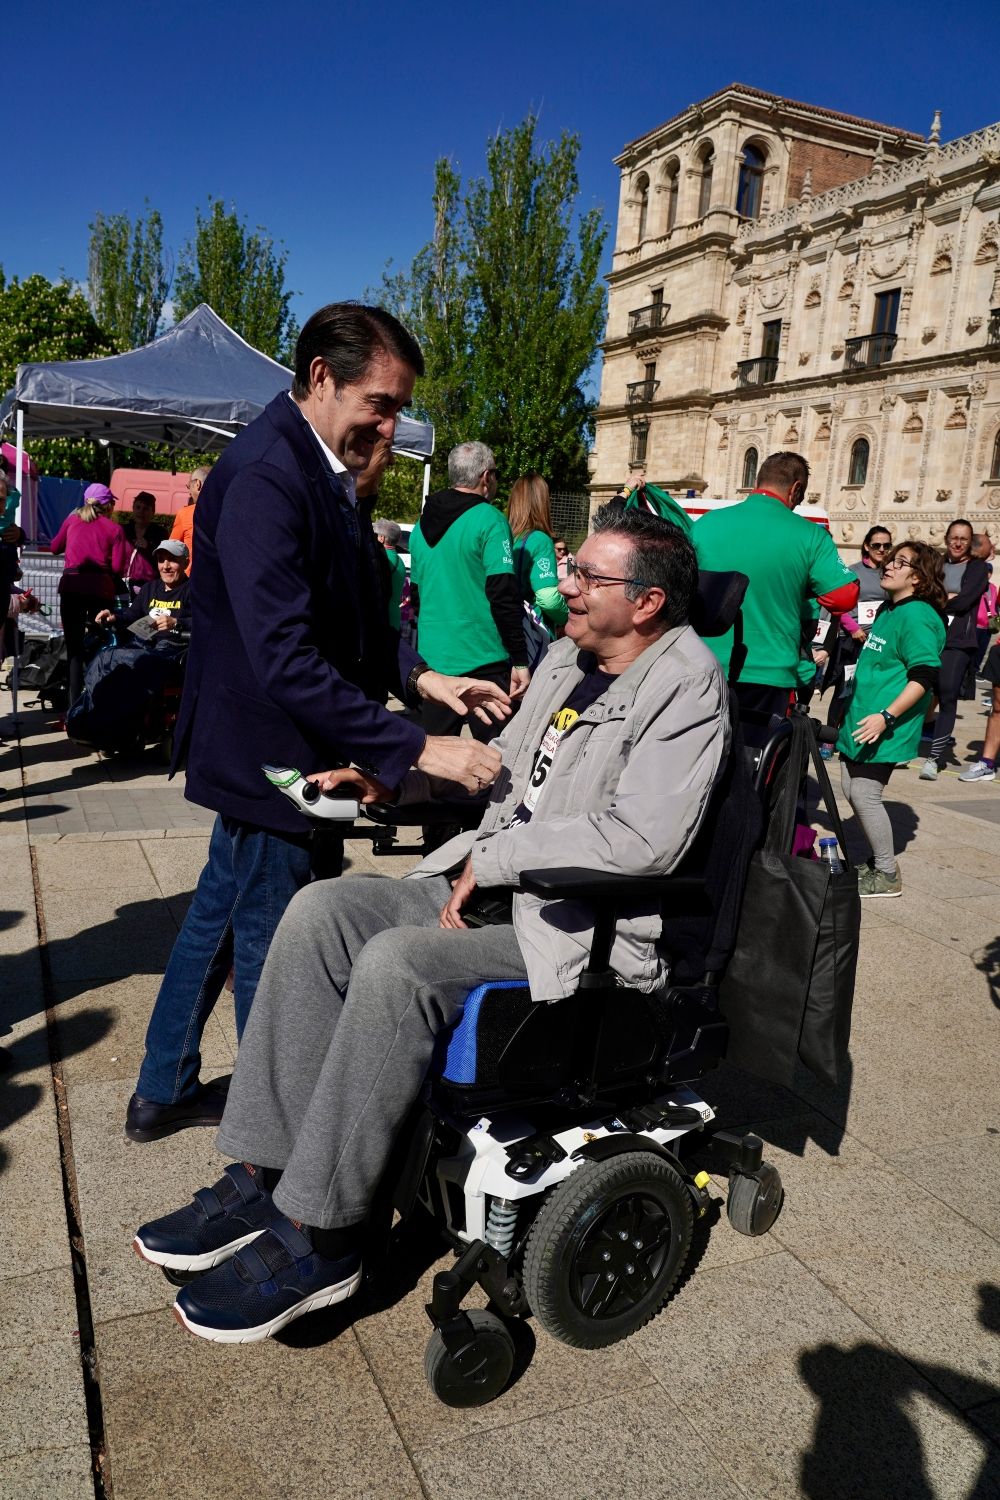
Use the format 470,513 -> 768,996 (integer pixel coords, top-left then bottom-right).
174,392 -> 425,833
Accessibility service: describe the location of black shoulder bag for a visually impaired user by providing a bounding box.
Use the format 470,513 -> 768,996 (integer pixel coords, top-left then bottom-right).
719,712 -> 861,1088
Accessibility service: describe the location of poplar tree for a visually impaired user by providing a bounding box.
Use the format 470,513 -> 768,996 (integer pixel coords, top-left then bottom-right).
88,206 -> 172,351
174,199 -> 298,362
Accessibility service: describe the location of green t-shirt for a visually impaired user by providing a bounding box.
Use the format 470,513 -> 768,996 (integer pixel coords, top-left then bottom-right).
384,548 -> 406,631
836,597 -> 945,764
409,503 -> 515,673
514,529 -> 569,633
694,493 -> 855,688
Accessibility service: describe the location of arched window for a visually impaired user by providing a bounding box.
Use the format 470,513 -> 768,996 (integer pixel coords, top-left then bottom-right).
741,447 -> 759,490
636,175 -> 650,242
849,437 -> 870,486
664,159 -> 679,231
697,146 -> 714,219
737,143 -> 767,219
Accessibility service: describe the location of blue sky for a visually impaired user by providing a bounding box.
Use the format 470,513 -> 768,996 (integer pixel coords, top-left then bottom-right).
8,0 -> 997,328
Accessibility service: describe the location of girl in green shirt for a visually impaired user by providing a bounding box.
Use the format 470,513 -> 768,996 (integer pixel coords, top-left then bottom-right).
508,473 -> 569,637
836,541 -> 947,898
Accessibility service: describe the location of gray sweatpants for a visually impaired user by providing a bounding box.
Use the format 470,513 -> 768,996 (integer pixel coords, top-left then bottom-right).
840,758 -> 896,875
216,873 -> 528,1228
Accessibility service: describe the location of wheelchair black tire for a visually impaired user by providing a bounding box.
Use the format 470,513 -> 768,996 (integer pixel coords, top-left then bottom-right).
424,1309 -> 515,1408
522,1152 -> 694,1349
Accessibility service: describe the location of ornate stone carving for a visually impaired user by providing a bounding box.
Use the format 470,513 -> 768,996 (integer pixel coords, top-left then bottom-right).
785,422 -> 799,443
880,394 -> 897,412
804,275 -> 821,308
758,280 -> 787,311
815,420 -> 832,442
907,525 -> 922,539
736,297 -> 747,325
841,522 -> 855,541
928,523 -> 945,541
974,222 -> 999,263
838,279 -> 854,300
970,378 -> 988,398
870,244 -> 909,280
859,399 -> 870,416
967,315 -> 984,334
831,344 -> 845,359
931,232 -> 954,275
944,400 -> 967,429
903,410 -> 924,435
935,488 -> 953,503
921,327 -> 937,343
894,490 -> 910,503
831,400 -> 845,416
987,491 -> 1000,511
798,351 -> 811,365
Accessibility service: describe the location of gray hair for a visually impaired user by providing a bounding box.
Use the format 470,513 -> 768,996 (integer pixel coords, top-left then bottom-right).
374,518 -> 402,548
448,441 -> 496,490
191,465 -> 212,481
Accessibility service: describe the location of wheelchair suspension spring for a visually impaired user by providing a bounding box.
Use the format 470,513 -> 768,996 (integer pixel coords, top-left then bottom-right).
484,1197 -> 520,1258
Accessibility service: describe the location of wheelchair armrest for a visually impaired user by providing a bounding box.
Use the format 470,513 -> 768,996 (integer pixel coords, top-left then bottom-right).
364,800 -> 483,830
519,867 -> 708,904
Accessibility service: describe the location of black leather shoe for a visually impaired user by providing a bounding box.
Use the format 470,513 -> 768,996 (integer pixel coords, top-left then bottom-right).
125,1077 -> 231,1143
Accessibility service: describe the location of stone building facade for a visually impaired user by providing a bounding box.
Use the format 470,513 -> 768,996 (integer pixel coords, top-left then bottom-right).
591,84 -> 1000,556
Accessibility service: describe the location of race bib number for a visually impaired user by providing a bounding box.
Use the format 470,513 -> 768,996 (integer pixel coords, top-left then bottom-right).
812,618 -> 827,644
857,599 -> 880,627
521,721 -> 564,815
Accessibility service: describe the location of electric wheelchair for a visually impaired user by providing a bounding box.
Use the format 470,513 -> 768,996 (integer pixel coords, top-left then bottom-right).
352,569 -> 792,1408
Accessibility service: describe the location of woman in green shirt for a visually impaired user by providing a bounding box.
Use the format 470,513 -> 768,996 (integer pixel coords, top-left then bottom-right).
508,473 -> 569,636
836,541 -> 947,898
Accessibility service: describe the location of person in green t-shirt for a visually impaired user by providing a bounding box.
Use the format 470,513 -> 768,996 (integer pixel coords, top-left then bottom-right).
373,518 -> 407,630
836,540 -> 947,898
409,441 -> 530,744
693,451 -> 859,745
507,472 -> 569,637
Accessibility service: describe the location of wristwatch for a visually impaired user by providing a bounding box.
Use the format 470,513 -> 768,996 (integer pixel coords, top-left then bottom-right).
879,708 -> 896,728
406,663 -> 432,701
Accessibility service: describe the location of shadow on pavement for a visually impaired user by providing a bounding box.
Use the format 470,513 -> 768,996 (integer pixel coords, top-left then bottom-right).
799,1283 -> 1000,1499
973,935 -> 1000,1009
0,1006 -> 115,1177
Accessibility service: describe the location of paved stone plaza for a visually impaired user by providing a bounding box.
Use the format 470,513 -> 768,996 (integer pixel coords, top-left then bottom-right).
1,686 -> 998,1500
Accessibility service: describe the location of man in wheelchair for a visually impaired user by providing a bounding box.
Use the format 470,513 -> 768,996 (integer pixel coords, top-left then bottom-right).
134,504 -> 732,1344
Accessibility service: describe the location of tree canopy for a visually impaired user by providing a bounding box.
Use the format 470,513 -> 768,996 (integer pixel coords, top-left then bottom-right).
379,117 -> 606,498
175,200 -> 298,363
88,206 -> 171,353
0,271 -> 113,478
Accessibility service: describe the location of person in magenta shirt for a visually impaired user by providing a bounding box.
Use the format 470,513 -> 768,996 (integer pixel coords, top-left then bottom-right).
51,483 -> 129,705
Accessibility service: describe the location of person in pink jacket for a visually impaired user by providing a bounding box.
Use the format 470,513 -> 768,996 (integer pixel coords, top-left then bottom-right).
51,483 -> 128,705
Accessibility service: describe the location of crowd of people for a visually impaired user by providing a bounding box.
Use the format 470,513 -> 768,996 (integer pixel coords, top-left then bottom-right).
4,297 -> 995,1348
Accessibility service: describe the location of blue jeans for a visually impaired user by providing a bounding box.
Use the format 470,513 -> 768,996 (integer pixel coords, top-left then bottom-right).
136,815 -> 317,1103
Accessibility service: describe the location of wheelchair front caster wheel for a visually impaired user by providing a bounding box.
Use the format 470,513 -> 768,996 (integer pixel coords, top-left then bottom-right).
727,1163 -> 783,1237
424,1310 -> 515,1408
161,1265 -> 204,1288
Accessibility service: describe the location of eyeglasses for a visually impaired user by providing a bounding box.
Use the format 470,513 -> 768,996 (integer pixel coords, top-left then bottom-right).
868,542 -> 892,552
885,555 -> 916,570
564,559 -> 647,594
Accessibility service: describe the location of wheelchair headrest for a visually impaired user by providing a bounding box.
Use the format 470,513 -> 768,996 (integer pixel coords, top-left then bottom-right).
691,570 -> 749,638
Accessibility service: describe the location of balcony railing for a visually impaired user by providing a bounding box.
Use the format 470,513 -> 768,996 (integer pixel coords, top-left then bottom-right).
736,356 -> 778,388
845,333 -> 898,371
628,302 -> 669,335
987,309 -> 1000,346
626,379 -> 660,405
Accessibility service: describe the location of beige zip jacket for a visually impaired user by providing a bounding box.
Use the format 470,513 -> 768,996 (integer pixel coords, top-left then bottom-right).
403,625 -> 730,1001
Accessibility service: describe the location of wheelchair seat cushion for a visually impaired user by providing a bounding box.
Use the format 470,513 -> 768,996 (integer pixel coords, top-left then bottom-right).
440,981 -> 532,1085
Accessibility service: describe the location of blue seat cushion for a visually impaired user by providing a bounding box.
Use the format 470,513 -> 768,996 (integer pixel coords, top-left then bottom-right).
440,981 -> 532,1085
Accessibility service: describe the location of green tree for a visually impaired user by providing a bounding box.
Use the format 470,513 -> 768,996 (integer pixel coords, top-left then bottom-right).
380,118 -> 606,492
174,199 -> 298,361
88,205 -> 171,351
0,271 -> 113,478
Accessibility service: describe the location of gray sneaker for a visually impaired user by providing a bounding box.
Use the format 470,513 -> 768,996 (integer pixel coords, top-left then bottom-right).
918,758 -> 939,781
861,865 -> 902,898
958,760 -> 996,782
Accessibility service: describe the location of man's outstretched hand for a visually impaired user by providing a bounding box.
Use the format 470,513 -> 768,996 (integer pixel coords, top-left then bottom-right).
440,857 -> 478,929
416,737 -> 502,795
416,670 -> 512,727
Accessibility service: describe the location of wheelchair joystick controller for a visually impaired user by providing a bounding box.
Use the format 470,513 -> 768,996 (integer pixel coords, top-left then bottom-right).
261,765 -> 360,822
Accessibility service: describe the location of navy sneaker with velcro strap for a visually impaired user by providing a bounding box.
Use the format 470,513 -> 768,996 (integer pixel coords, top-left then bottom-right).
133,1162 -> 283,1273
172,1216 -> 362,1343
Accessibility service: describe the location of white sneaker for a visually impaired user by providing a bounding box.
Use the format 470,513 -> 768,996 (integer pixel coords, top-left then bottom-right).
918,758 -> 939,781
958,760 -> 996,782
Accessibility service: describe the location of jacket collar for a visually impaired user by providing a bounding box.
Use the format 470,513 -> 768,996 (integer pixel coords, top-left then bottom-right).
264,392 -> 346,492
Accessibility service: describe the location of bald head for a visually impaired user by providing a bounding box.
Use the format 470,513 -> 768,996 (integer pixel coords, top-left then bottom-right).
972,532 -> 995,562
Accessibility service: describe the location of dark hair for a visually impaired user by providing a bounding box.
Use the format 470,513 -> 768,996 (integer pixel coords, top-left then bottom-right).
862,524 -> 892,559
592,503 -> 697,629
292,302 -> 424,399
133,490 -> 156,508
757,451 -> 810,496
887,540 -> 947,612
945,518 -> 973,540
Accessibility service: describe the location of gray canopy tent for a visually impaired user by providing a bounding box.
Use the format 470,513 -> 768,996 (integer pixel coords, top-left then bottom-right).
0,302 -> 435,530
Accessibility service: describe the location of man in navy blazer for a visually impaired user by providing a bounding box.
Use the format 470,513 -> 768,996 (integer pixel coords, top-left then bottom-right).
127,304 -> 508,1143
